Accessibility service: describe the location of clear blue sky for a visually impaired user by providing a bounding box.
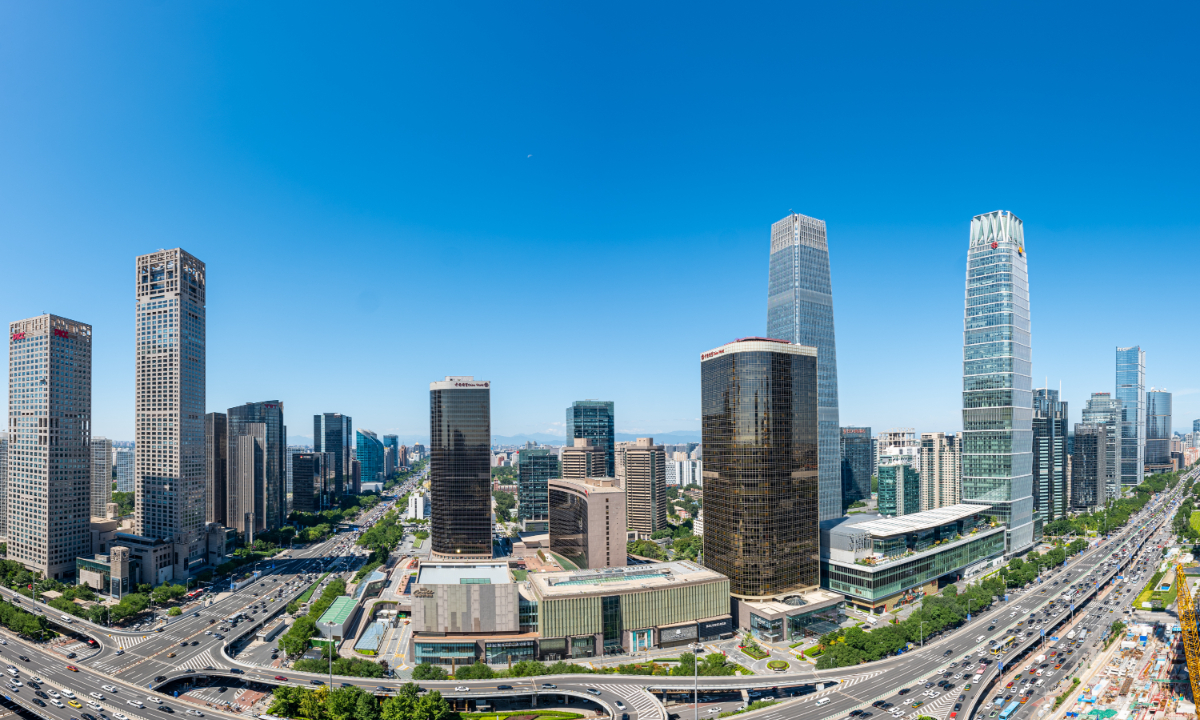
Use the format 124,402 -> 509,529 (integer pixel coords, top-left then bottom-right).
3,2 -> 1198,443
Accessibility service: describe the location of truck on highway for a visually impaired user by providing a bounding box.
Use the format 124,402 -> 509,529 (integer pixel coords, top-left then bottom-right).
1067,630 -> 1077,640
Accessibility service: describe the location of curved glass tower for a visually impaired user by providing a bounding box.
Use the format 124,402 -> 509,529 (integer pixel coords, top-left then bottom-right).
961,210 -> 1035,554
767,213 -> 841,521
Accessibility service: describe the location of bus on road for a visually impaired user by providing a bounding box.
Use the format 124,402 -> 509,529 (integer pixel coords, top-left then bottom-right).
993,636 -> 1016,654
1000,701 -> 1021,720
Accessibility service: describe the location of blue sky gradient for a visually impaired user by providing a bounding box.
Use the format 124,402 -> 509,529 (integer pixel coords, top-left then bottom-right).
2,2 -> 1197,443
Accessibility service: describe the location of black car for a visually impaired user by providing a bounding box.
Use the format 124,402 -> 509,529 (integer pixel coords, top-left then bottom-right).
33,699 -> 45,707
17,656 -> 28,663
180,641 -> 188,647
943,650 -> 953,656
157,707 -> 174,714
340,683 -> 352,688
217,688 -> 227,694
924,683 -> 934,689
229,668 -> 245,674
83,714 -> 97,720
35,691 -> 47,699
898,689 -> 911,696
849,711 -> 863,717
191,641 -> 199,646
498,685 -> 513,691
987,625 -> 996,631
871,701 -> 885,708
953,705 -> 962,712
155,676 -> 167,682
310,680 -> 324,686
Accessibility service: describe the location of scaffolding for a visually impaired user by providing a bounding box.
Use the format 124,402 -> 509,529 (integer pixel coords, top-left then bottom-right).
1173,563 -> 1200,703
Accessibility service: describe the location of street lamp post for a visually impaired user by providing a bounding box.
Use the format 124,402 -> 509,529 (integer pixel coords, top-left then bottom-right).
689,641 -> 702,720
325,622 -> 335,686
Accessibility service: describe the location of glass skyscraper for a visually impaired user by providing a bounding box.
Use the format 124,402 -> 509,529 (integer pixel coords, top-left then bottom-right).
356,429 -> 385,486
701,338 -> 819,599
1145,388 -> 1172,469
1115,346 -> 1145,486
839,427 -> 873,510
227,401 -> 287,532
430,377 -> 492,559
961,210 -> 1034,554
565,400 -> 615,477
314,413 -> 353,495
1032,389 -> 1067,529
518,446 -> 559,527
1082,392 -> 1122,500
766,212 -> 841,521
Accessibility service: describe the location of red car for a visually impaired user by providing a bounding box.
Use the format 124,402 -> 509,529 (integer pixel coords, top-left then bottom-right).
66,665 -> 78,672
274,676 -> 288,682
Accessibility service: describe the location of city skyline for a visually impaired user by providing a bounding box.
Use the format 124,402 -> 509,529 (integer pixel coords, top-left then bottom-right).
2,5 -> 1199,444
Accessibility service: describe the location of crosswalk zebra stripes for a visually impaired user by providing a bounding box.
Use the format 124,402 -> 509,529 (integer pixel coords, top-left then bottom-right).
590,684 -> 664,720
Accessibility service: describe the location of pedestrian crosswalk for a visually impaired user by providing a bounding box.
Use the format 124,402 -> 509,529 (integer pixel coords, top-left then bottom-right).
591,684 -> 664,720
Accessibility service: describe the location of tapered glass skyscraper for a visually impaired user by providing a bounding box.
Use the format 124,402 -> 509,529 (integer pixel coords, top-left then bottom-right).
1115,346 -> 1145,486
961,210 -> 1034,554
766,212 -> 841,521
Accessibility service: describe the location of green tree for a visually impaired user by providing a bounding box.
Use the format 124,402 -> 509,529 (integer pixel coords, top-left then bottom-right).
452,661 -> 494,679
280,615 -> 318,657
410,663 -> 448,681
168,607 -> 182,617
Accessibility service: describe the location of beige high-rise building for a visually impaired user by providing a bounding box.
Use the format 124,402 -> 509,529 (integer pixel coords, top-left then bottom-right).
134,248 -> 207,579
228,423 -> 267,542
90,436 -> 113,518
616,437 -> 667,536
919,432 -> 962,511
562,438 -> 605,479
548,476 -> 626,569
7,314 -> 94,580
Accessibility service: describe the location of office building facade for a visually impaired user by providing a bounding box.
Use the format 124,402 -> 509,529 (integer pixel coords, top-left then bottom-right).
918,432 -> 962,511
517,447 -> 558,527
314,413 -> 353,495
291,451 -> 331,514
133,249 -> 207,579
204,412 -> 228,526
226,401 -> 286,532
562,438 -> 606,479
565,400 -> 615,477
1071,424 -> 1108,511
1032,389 -> 1068,528
840,427 -> 872,510
1082,392 -> 1123,500
8,314 -> 94,579
90,436 -> 113,519
228,423 -> 267,540
701,337 -> 819,599
616,437 -> 667,536
877,464 -> 919,517
113,446 -> 134,493
1115,346 -> 1145,486
0,433 -> 7,539
1145,388 -> 1172,471
429,377 -> 492,560
766,212 -> 842,521
960,210 -> 1035,554
357,429 -> 385,488
382,434 -> 399,478
548,477 -> 626,569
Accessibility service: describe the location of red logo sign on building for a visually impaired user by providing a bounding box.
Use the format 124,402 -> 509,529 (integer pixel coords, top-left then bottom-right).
11,332 -> 26,341
53,328 -> 69,339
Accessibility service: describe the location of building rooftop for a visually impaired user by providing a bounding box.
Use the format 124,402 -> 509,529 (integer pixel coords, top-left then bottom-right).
528,560 -> 727,599
317,596 -> 357,627
416,561 -> 512,585
846,503 -> 987,537
354,620 -> 388,654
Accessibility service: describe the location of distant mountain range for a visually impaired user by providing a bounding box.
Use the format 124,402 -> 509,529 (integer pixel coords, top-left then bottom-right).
492,430 -> 700,446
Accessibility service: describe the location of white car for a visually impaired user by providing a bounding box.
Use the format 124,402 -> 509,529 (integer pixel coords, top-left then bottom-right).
91,692 -> 105,700
103,685 -> 117,693
89,702 -> 104,711
114,714 -> 130,720
9,680 -> 21,687
51,699 -> 65,708
128,700 -> 146,708
47,691 -> 61,699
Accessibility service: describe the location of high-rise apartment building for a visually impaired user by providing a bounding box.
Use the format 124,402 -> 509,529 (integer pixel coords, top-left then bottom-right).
562,438 -> 606,479
356,430 -> 385,487
134,249 -> 207,578
766,212 -> 841,521
1145,388 -> 1172,472
113,446 -> 135,493
7,314 -> 94,580
666,455 -> 703,487
90,436 -> 113,518
1115,346 -> 1145,486
961,210 -> 1035,554
701,337 -> 819,599
314,413 -> 353,495
517,447 -> 558,530
1032,389 -> 1068,529
919,432 -> 962,511
227,402 -> 286,532
616,437 -> 667,536
228,423 -> 267,540
1082,393 -> 1123,499
204,413 -> 227,526
877,464 -> 919,517
1071,424 -> 1108,511
0,433 -> 7,539
565,400 -> 615,477
875,428 -> 919,469
429,377 -> 492,560
839,427 -> 872,510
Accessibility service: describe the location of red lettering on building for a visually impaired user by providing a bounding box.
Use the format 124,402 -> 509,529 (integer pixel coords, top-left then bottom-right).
10,332 -> 26,341
53,328 -> 69,339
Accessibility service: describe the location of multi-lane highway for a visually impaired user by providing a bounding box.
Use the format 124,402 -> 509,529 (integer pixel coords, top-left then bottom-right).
0,471 -> 1187,720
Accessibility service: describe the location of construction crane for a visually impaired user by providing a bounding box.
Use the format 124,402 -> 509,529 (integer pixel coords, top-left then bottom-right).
1173,563 -> 1200,704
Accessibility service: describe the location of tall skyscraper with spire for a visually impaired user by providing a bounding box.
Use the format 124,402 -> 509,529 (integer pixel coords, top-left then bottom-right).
766,212 -> 841,521
960,211 -> 1035,554
134,249 -> 207,579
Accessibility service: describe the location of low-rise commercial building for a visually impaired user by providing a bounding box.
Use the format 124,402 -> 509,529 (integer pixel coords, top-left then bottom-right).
317,596 -> 359,642
820,503 -> 1006,613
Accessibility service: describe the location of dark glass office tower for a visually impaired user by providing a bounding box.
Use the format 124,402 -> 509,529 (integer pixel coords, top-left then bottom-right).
961,210 -> 1035,554
291,452 -> 330,514
518,447 -> 559,526
1032,389 -> 1068,531
314,413 -> 353,495
1115,346 -> 1145,486
767,212 -> 842,521
701,338 -> 819,598
430,377 -> 492,559
566,400 -> 615,477
1145,389 -> 1172,469
227,401 -> 286,531
1071,424 -> 1108,511
356,430 -> 385,486
840,427 -> 872,510
204,412 -> 228,525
